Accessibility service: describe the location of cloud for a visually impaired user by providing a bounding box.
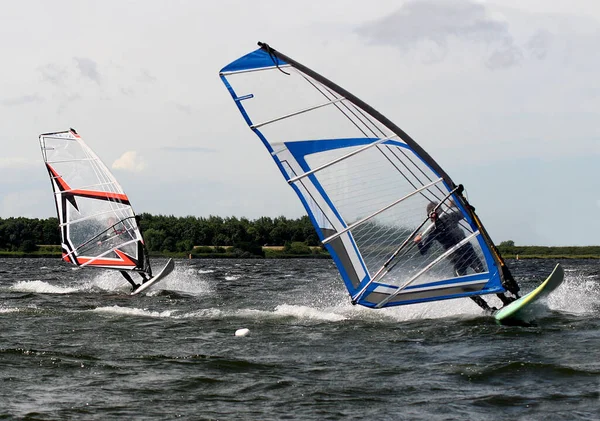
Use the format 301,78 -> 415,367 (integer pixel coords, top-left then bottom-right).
38,63 -> 68,86
111,151 -> 146,173
525,29 -> 553,60
1,94 -> 43,106
356,0 -> 522,68
485,42 -> 523,69
74,57 -> 101,83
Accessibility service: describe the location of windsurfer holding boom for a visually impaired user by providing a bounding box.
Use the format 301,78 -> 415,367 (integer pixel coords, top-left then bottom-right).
413,201 -> 514,312
98,216 -> 150,291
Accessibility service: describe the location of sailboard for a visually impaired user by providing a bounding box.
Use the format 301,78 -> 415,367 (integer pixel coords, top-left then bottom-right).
39,128 -> 174,294
494,263 -> 564,324
219,42 -> 538,312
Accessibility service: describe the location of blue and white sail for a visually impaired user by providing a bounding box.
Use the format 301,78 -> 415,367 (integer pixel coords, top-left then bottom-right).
220,43 -> 516,309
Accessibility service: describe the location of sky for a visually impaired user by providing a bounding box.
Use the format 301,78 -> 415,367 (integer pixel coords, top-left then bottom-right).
0,0 -> 598,246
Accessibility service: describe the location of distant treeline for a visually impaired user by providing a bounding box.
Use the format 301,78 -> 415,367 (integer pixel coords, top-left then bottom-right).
0,214 -> 320,254
0,217 -> 598,258
497,241 -> 600,259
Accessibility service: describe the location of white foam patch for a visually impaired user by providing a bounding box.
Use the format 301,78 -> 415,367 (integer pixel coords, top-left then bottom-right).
10,280 -> 79,294
233,304 -> 348,322
373,297 -> 484,322
273,304 -> 348,321
548,273 -> 599,314
93,305 -> 175,318
224,275 -> 240,281
0,307 -> 20,313
197,269 -> 214,274
90,271 -> 130,292
147,264 -> 211,295
86,264 -> 212,296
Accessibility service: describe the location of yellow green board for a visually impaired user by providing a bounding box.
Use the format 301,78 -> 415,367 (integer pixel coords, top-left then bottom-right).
494,263 -> 564,323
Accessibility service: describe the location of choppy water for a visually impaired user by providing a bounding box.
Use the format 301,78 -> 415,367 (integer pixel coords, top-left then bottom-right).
0,257 -> 598,420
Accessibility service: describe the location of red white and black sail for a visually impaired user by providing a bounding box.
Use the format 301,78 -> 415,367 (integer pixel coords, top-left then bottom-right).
39,129 -> 150,275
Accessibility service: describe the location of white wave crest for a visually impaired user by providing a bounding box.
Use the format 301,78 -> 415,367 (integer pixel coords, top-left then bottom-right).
272,304 -> 348,321
93,305 -> 175,318
10,280 -> 79,294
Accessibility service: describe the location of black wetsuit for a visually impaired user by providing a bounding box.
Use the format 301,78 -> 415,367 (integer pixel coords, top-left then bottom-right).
416,210 -> 496,311
417,211 -> 484,276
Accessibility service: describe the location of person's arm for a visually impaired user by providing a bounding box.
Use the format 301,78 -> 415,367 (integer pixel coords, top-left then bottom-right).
414,231 -> 433,255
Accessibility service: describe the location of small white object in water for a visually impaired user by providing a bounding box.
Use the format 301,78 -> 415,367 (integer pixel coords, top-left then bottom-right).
235,328 -> 250,337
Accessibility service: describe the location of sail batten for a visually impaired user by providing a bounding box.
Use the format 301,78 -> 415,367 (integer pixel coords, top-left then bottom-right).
46,158 -> 96,164
251,97 -> 346,129
55,181 -> 122,194
288,135 -> 397,184
220,43 -> 511,309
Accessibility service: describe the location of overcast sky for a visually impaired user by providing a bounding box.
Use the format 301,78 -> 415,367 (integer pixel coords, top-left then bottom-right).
1,0 -> 598,246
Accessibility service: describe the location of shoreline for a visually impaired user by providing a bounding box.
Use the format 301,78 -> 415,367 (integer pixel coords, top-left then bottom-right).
1,251 -> 599,259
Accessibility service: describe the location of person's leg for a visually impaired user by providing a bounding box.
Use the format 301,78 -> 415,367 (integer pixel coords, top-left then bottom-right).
120,271 -> 139,291
496,293 -> 516,306
470,295 -> 496,312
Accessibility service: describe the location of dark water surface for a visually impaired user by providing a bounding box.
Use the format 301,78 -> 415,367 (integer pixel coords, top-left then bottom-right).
0,258 -> 598,420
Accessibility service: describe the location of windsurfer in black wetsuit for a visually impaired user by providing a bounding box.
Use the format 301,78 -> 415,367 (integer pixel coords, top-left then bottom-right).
413,201 -> 502,312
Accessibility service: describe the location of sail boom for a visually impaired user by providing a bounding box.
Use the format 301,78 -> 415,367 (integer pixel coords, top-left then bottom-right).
77,238 -> 139,268
351,186 -> 462,303
375,231 -> 480,308
322,178 -> 444,244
